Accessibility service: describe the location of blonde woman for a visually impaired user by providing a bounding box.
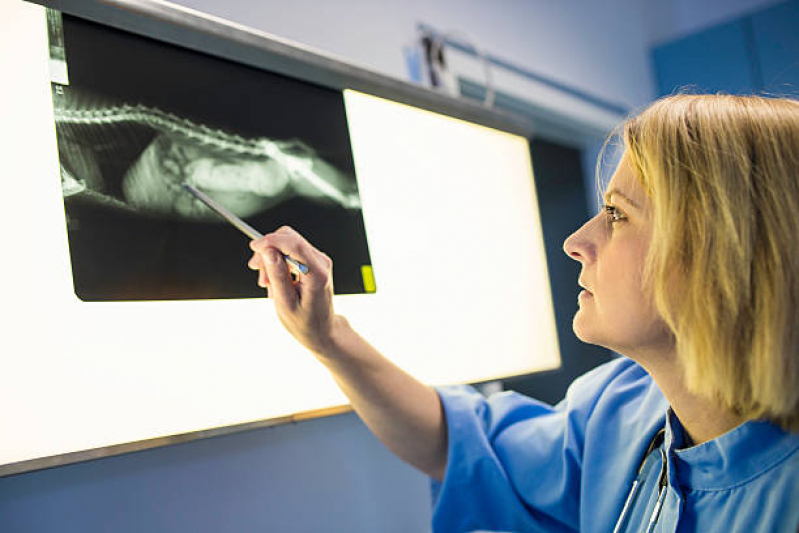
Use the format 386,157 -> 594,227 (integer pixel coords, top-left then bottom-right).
248,94 -> 799,532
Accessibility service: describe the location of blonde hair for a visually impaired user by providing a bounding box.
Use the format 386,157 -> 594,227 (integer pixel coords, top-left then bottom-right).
620,94 -> 799,431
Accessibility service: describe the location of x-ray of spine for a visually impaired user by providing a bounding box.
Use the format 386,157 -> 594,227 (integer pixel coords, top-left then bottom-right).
55,100 -> 362,219
48,10 -> 374,301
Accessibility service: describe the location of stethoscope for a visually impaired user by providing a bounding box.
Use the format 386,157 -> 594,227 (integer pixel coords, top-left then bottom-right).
612,429 -> 668,533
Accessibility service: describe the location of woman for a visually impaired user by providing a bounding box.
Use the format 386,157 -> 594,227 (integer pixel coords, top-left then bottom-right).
248,94 -> 799,532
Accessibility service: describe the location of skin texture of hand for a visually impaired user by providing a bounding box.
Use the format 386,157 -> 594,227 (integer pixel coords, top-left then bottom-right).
248,226 -> 341,357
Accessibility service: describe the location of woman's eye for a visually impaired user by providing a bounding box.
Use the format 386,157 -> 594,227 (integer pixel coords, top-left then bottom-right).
603,204 -> 627,223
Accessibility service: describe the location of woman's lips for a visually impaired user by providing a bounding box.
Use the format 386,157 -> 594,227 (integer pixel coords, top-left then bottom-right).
578,278 -> 593,296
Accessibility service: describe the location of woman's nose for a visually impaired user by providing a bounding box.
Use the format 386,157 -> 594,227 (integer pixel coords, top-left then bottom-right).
563,219 -> 596,264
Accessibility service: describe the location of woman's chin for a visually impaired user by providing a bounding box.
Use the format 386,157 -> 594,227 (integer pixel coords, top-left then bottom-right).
572,311 -> 601,345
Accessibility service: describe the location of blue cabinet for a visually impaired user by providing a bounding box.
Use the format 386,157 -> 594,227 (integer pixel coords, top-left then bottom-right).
752,0 -> 799,96
652,1 -> 799,97
653,19 -> 756,96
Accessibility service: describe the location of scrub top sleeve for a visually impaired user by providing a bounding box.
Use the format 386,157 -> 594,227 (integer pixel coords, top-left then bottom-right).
430,357 -> 639,533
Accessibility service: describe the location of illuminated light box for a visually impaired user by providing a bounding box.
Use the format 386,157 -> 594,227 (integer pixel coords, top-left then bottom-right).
0,0 -> 560,476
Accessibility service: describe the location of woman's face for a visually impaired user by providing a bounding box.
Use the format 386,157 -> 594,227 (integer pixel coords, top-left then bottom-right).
563,154 -> 672,357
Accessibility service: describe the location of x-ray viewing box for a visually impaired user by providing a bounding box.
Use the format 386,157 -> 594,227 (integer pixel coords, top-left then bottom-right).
1,0 -> 561,475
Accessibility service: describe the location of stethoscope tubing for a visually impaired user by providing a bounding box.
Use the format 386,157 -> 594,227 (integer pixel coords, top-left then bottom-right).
612,429 -> 668,533
644,449 -> 668,533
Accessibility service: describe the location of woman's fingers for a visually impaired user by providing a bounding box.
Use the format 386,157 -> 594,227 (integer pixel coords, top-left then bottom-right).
248,226 -> 337,355
247,252 -> 270,289
259,245 -> 297,309
247,252 -> 262,270
250,226 -> 330,289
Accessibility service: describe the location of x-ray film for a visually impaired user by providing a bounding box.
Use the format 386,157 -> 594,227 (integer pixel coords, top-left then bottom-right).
47,11 -> 374,300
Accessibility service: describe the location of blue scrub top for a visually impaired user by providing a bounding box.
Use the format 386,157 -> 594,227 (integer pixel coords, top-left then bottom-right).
431,358 -> 799,532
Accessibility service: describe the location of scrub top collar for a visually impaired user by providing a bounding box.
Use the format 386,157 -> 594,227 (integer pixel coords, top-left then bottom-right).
664,408 -> 799,492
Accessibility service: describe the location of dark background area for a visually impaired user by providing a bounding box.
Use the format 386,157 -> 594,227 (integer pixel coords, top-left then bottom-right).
61,14 -> 356,170
503,138 -> 612,405
65,196 -> 371,299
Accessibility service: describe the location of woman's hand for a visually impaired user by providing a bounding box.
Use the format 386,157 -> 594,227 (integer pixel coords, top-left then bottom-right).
248,226 -> 341,356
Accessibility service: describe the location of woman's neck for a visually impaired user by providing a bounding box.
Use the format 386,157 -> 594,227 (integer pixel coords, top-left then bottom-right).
658,373 -> 744,446
634,351 -> 745,446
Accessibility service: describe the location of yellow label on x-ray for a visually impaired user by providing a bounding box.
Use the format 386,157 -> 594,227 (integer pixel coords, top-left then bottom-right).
361,265 -> 376,293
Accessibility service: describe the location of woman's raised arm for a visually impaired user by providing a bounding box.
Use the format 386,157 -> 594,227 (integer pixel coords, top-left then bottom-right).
248,226 -> 448,480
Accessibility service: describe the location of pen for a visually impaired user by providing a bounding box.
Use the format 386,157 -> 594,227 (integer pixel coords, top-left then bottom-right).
180,183 -> 310,275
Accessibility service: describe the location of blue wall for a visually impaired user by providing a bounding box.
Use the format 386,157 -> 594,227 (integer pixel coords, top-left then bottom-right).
653,0 -> 799,96
752,0 -> 799,94
0,412 -> 432,532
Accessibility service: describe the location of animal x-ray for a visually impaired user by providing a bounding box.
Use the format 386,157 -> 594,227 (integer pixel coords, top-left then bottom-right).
47,11 -> 374,300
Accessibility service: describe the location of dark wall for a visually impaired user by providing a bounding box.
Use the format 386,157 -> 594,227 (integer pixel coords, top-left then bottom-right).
501,138 -> 613,405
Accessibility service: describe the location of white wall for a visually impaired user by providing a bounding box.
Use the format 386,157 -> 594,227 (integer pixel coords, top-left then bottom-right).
170,0 -> 659,112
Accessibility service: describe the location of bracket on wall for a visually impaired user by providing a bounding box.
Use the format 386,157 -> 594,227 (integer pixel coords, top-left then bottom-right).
410,22 -> 630,145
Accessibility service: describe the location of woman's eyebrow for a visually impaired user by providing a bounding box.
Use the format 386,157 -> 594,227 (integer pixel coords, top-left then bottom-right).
604,188 -> 640,210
